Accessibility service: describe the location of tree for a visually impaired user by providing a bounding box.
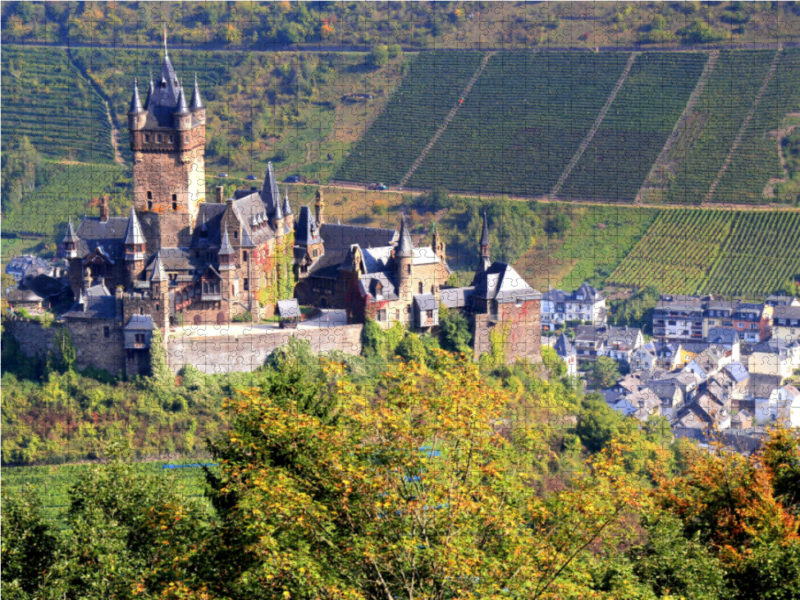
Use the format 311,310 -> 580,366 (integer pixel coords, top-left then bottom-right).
588,356 -> 620,389
546,213 -> 571,237
650,14 -> 666,31
438,304 -> 472,354
541,346 -> 567,379
395,332 -> 426,366
575,393 -> 623,453
368,44 -> 389,67
148,327 -> 172,385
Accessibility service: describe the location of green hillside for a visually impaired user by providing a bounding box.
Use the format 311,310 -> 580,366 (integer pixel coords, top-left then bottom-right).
2,46 -> 115,163
609,209 -> 800,298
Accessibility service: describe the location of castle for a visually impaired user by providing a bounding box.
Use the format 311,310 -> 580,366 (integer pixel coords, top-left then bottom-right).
30,42 -> 542,376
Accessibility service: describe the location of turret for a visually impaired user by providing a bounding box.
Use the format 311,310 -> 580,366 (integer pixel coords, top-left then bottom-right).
62,218 -> 79,259
314,188 -> 326,225
190,74 -> 205,124
174,81 -> 192,130
474,210 -> 491,283
260,162 -> 280,214
150,253 -> 168,294
124,208 -> 146,262
396,215 -> 414,302
431,221 -> 445,262
99,195 -> 109,223
144,74 -> 154,111
218,229 -> 235,271
273,191 -> 285,236
283,188 -> 294,231
128,78 -> 147,131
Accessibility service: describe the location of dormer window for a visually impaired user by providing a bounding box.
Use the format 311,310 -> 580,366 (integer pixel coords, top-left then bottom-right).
157,134 -> 162,143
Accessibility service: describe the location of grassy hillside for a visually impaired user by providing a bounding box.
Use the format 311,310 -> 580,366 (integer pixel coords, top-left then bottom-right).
2,46 -> 115,163
609,209 -> 800,298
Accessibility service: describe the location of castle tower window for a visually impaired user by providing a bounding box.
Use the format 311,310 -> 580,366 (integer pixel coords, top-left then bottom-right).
156,303 -> 159,311
243,251 -> 248,262
169,135 -> 174,143
104,326 -> 110,338
147,191 -> 153,199
234,231 -> 238,239
244,278 -> 249,291
172,194 -> 178,211
145,134 -> 150,142
148,201 -> 153,210
140,307 -> 144,315
184,134 -> 189,143
312,248 -> 319,258
157,134 -> 162,143
406,265 -> 411,275
419,282 -> 424,294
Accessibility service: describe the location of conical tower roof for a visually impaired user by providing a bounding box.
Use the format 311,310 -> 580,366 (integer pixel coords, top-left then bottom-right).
190,74 -> 204,110
283,188 -> 293,215
175,81 -> 190,115
274,192 -> 284,220
150,253 -> 167,282
218,229 -> 234,256
480,210 -> 490,246
397,215 -> 414,257
62,217 -> 80,244
144,75 -> 154,110
260,162 -> 280,214
129,78 -> 144,115
124,208 -> 145,245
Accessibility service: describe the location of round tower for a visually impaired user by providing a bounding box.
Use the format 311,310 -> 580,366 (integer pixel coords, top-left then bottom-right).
396,215 -> 414,303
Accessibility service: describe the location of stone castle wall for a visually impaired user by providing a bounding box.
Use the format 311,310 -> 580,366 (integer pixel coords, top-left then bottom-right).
472,299 -> 541,365
166,324 -> 364,374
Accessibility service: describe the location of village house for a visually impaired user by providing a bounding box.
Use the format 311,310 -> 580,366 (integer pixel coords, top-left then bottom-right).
540,282 -> 606,331
772,305 -> 800,343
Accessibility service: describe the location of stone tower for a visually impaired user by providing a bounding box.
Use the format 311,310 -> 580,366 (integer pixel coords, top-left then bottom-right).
128,32 -> 206,249
314,188 -> 326,225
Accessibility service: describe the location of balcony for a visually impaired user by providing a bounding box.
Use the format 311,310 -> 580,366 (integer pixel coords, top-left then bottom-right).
201,293 -> 222,302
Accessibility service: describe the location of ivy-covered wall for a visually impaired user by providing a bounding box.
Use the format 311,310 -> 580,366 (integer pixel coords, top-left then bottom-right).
257,232 -> 296,314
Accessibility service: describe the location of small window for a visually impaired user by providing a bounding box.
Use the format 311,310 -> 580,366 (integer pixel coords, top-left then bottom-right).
157,134 -> 162,143
103,326 -> 110,338
243,251 -> 248,262
234,231 -> 238,239
244,278 -> 249,291
169,135 -> 174,143
145,134 -> 150,142
377,309 -> 387,321
156,303 -> 159,311
139,307 -> 144,315
419,282 -> 424,294
147,191 -> 153,200
135,333 -> 145,344
312,248 -> 318,258
405,264 -> 411,275
172,194 -> 178,211
148,201 -> 153,210
395,309 -> 400,320
184,134 -> 189,143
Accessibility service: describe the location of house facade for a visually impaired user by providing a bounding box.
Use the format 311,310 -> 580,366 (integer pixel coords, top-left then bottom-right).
540,282 -> 606,330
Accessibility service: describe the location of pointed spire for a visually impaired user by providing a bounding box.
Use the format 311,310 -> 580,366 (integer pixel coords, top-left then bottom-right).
190,74 -> 204,110
175,80 -> 190,115
129,78 -> 144,115
274,193 -> 284,220
124,208 -> 145,246
62,217 -> 79,243
480,209 -> 490,247
283,188 -> 293,215
397,214 -> 414,257
144,74 -> 154,110
163,23 -> 169,58
151,254 -> 167,282
218,229 -> 234,256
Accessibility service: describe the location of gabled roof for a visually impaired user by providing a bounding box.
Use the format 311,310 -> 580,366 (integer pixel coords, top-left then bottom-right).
218,229 -> 234,256
472,262 -> 541,303
63,282 -> 115,320
773,305 -> 800,320
232,193 -> 275,247
125,314 -> 155,331
150,254 -> 167,282
359,272 -> 398,301
575,282 -> 603,302
707,326 -> 740,345
414,293 -> 438,311
70,216 -> 129,260
554,333 -> 575,357
724,361 -> 749,384
319,223 -> 398,253
439,286 -> 475,309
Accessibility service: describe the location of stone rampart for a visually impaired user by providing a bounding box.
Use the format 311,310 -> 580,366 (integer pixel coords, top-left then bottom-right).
166,324 -> 363,374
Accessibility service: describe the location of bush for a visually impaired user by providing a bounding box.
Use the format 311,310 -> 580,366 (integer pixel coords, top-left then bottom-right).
232,311 -> 252,323
368,45 -> 389,68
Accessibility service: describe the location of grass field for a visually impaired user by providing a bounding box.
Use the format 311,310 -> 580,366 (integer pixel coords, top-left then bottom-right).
2,46 -> 115,163
609,209 -> 800,298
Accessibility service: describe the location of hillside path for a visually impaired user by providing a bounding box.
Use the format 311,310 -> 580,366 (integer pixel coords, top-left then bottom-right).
399,51 -> 496,187
550,52 -> 638,198
635,50 -> 720,204
703,46 -> 782,204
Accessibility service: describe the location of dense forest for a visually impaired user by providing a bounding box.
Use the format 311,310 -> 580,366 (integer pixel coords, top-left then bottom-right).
3,340 -> 800,599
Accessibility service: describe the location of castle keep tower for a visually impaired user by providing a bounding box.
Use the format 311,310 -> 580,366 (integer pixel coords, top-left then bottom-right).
128,31 -> 206,249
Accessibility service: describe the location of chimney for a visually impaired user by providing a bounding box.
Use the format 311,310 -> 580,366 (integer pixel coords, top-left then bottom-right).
100,196 -> 109,222
216,185 -> 225,204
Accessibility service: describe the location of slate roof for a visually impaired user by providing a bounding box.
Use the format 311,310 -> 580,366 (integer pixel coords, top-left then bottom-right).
277,299 -> 301,319
190,75 -> 204,110
707,326 -> 740,345
724,361 -> 749,384
260,162 -> 281,215
397,215 -> 414,257
189,203 -> 226,250
5,288 -> 43,303
295,206 -> 322,245
749,374 -> 783,398
62,218 -> 79,244
472,262 -> 540,303
231,193 -> 276,247
773,305 -> 800,320
554,332 -> 575,357
319,223 -> 398,253
359,272 -> 398,301
27,274 -> 69,299
129,78 -> 144,114
63,282 -> 115,320
413,293 -> 438,311
440,286 -> 475,309
124,314 -> 155,330
124,208 -> 145,245
71,216 -> 129,260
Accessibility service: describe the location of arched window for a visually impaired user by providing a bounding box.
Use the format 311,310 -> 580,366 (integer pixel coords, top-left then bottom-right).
419,282 -> 424,294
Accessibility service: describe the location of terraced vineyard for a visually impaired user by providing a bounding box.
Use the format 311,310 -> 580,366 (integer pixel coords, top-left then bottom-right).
609,209 -> 800,297
336,52 -> 486,185
662,50 -> 778,204
2,46 -> 115,163
712,48 -> 800,203
2,163 -> 128,239
404,52 -> 631,195
559,52 -> 706,202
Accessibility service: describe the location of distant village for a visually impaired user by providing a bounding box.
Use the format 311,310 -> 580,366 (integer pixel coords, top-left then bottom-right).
544,285 -> 800,451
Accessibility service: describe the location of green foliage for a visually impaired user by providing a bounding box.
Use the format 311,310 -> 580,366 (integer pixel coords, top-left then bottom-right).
1,484 -> 57,597
677,20 -> 731,44
438,304 -> 472,355
148,327 -> 171,386
576,392 -> 623,453
541,346 -> 567,379
368,44 -> 389,67
232,311 -> 252,322
611,285 -> 660,332
546,212 -> 571,237
588,357 -> 621,390
395,331 -> 426,366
